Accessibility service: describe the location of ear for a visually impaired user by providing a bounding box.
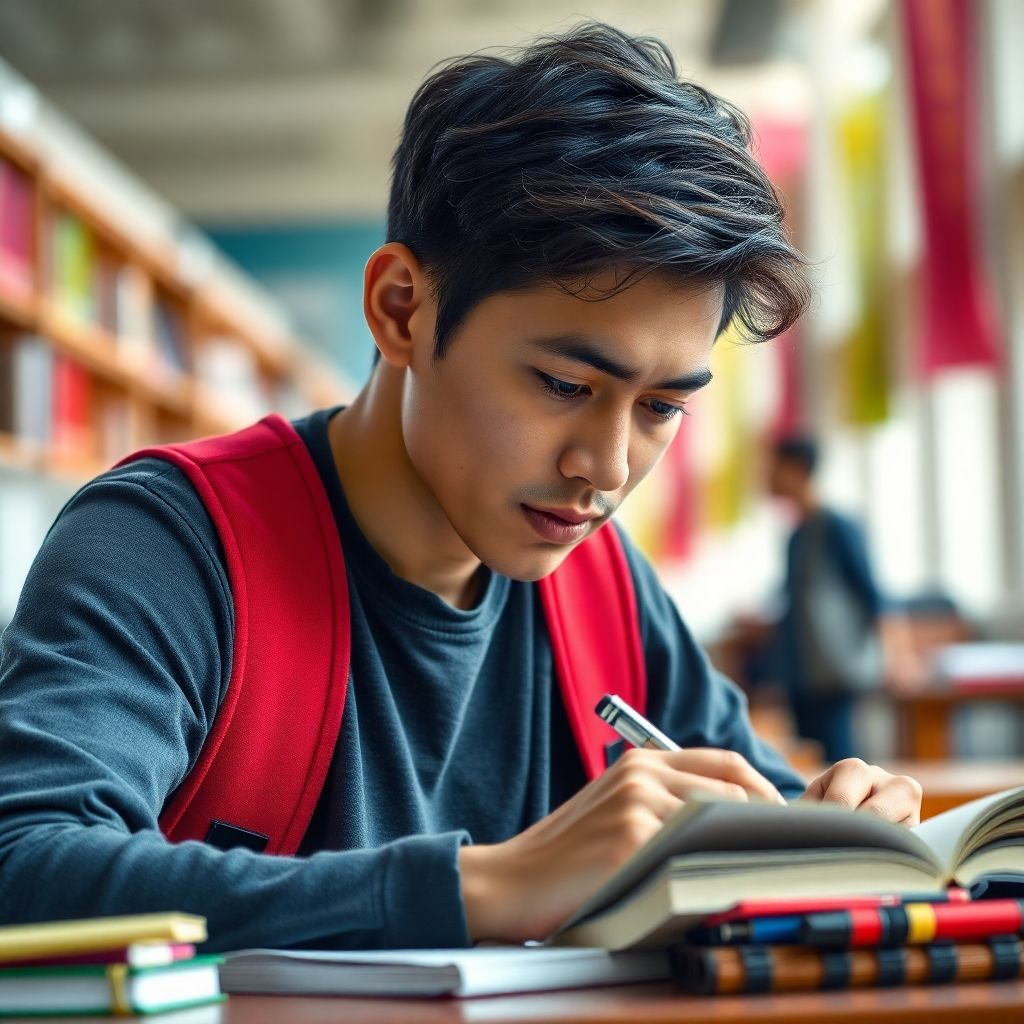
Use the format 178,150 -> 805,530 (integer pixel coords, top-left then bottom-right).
363,243 -> 431,369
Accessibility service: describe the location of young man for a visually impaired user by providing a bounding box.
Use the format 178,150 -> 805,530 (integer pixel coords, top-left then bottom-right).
0,24 -> 921,951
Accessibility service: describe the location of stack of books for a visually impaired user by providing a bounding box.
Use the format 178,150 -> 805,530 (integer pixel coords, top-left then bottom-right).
670,893 -> 1024,994
0,912 -> 224,1017
543,784 -> 1024,994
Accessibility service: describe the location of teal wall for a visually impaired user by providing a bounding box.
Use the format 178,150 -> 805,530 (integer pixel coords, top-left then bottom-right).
203,219 -> 385,388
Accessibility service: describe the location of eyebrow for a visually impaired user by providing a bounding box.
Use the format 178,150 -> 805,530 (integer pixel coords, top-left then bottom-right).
530,334 -> 714,393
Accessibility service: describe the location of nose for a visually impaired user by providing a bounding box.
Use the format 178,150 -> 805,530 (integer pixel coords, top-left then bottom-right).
557,409 -> 631,493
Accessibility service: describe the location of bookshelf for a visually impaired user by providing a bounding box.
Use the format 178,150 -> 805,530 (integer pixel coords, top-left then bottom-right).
0,123 -> 350,484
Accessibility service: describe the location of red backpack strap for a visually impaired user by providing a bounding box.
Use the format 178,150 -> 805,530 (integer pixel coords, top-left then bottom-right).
537,524 -> 646,780
117,413 -> 350,856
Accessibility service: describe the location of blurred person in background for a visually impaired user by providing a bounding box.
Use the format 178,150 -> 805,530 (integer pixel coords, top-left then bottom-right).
769,436 -> 923,763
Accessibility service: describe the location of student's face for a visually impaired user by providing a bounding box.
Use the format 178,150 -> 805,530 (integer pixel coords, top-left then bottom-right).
402,273 -> 723,581
767,456 -> 805,502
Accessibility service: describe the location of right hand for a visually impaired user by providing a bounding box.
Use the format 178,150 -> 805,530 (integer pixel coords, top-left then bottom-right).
458,746 -> 785,943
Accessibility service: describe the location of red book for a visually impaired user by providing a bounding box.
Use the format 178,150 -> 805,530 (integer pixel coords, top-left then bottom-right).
701,889 -> 969,928
6,942 -> 197,970
51,356 -> 92,459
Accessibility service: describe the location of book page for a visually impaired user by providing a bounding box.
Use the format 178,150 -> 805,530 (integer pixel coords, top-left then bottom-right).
914,787 -> 1024,875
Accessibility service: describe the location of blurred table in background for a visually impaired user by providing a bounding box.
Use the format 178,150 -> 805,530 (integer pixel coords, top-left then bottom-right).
892,684 -> 1024,760
884,760 -> 1024,819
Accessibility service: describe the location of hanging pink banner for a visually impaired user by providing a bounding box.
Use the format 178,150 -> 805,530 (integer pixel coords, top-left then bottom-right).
751,119 -> 810,435
902,0 -> 1001,375
661,419 -> 698,562
770,327 -> 803,439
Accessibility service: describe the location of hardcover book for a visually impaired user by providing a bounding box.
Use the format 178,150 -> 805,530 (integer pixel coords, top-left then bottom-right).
549,787 -> 1024,950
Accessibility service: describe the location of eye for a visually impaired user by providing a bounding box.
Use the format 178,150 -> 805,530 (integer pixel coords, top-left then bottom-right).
537,371 -> 590,401
646,399 -> 688,422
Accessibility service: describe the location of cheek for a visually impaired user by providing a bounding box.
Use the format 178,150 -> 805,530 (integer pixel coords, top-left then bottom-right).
403,369 -> 536,492
623,431 -> 674,494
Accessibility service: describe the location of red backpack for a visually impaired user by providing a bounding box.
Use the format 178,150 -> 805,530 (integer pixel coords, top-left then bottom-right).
119,413 -> 646,855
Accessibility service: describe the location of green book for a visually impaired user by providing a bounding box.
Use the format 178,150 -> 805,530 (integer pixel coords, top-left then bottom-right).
0,954 -> 224,1017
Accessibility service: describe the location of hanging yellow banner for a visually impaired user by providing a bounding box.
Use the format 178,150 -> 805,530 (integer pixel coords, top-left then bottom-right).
838,92 -> 891,424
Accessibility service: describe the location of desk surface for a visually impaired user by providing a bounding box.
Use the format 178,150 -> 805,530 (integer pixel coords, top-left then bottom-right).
16,981 -> 1024,1024
221,983 -> 1024,1023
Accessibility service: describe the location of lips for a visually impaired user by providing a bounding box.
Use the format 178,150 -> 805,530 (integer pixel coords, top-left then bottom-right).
521,504 -> 597,544
536,507 -> 597,525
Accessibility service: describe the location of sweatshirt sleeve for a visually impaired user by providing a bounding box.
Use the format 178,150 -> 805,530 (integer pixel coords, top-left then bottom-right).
829,512 -> 886,619
615,525 -> 808,801
0,461 -> 471,951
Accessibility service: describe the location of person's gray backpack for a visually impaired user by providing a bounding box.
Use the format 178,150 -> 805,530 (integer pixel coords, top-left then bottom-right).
793,513 -> 883,695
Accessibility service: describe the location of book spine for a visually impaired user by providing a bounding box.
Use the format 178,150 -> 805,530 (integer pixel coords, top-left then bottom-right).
800,899 -> 1024,948
9,942 -> 196,969
107,963 -> 132,1015
671,938 -> 1024,995
688,915 -> 803,946
0,160 -> 33,295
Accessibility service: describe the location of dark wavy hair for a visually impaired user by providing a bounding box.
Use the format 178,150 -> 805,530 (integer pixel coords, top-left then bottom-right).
387,21 -> 810,358
774,435 -> 820,476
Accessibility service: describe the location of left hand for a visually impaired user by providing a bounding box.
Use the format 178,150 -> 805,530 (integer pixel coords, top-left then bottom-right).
800,759 -> 922,827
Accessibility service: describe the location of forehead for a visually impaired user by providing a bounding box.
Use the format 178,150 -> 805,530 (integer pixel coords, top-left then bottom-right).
471,273 -> 724,373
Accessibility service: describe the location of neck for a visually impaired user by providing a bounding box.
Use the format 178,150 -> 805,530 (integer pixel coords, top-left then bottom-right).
795,486 -> 819,520
328,367 -> 485,609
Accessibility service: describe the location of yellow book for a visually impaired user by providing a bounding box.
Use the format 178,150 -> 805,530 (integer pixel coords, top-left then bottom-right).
0,913 -> 207,964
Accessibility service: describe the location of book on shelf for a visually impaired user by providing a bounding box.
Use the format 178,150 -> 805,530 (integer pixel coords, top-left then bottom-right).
0,339 -> 14,436
194,336 -> 268,422
219,946 -> 671,999
50,211 -> 96,327
152,296 -> 190,376
96,393 -> 134,464
0,157 -> 34,299
51,353 -> 93,461
11,334 -> 52,446
113,261 -> 153,363
95,250 -> 121,338
547,786 -> 1024,951
0,955 -> 224,1017
670,937 -> 1024,994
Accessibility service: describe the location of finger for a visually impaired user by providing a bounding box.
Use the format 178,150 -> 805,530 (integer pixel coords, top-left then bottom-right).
798,768 -> 830,803
659,770 -> 750,805
858,775 -> 923,827
612,775 -> 689,824
607,763 -> 747,823
813,759 -> 885,812
661,748 -> 786,805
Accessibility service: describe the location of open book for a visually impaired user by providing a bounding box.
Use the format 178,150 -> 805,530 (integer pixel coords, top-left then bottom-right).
548,786 -> 1024,950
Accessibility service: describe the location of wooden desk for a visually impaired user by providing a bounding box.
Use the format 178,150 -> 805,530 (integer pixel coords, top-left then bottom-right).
14,982 -> 1024,1024
893,682 -> 1024,760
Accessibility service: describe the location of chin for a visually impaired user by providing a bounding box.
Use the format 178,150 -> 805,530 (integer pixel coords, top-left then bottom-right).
475,543 -> 573,583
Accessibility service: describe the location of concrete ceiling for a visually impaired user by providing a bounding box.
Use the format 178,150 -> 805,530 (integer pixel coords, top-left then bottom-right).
0,0 -> 814,221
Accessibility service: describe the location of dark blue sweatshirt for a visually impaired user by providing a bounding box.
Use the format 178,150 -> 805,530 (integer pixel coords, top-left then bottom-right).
0,407 -> 805,951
